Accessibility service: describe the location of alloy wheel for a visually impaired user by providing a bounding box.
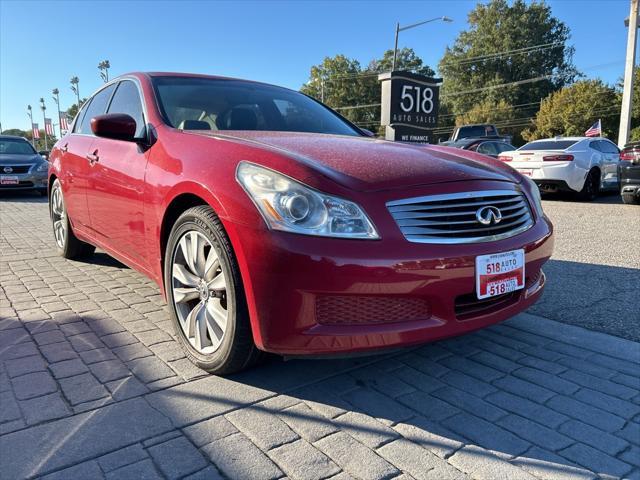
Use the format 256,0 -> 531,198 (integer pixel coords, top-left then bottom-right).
171,230 -> 229,354
51,186 -> 67,248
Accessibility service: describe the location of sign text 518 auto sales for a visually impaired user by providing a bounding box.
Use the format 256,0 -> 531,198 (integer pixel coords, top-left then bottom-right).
393,84 -> 438,127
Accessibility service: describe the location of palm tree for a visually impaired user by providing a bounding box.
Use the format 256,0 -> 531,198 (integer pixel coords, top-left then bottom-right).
98,60 -> 111,83
70,76 -> 80,106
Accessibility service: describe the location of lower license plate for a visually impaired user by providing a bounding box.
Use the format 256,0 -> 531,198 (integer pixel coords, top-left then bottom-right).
476,249 -> 525,299
0,176 -> 19,185
517,169 -> 533,177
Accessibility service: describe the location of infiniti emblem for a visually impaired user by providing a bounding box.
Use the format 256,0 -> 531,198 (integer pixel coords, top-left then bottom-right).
476,206 -> 502,225
3,167 -> 13,174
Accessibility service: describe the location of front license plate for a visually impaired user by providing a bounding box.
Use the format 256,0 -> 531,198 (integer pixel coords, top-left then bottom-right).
517,169 -> 533,177
476,249 -> 525,299
0,176 -> 19,185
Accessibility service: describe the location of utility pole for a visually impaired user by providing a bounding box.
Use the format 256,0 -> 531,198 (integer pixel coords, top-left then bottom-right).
618,0 -> 639,147
27,105 -> 35,147
52,88 -> 62,138
392,22 -> 400,71
40,98 -> 48,151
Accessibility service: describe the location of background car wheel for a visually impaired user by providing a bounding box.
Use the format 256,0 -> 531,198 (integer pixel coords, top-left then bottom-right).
165,205 -> 261,375
578,169 -> 600,201
49,179 -> 96,259
622,192 -> 640,205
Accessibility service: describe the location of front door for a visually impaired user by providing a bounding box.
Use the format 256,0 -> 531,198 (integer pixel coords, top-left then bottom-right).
85,79 -> 149,266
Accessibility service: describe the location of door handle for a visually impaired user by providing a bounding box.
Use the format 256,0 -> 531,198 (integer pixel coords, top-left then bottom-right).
60,143 -> 68,153
86,150 -> 99,164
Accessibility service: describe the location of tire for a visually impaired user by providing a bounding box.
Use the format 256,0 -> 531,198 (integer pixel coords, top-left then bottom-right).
578,169 -> 600,201
164,205 -> 261,375
49,179 -> 96,259
622,192 -> 640,205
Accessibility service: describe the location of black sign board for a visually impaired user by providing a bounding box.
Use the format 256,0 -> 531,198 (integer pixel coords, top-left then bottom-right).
379,71 -> 441,142
385,125 -> 433,143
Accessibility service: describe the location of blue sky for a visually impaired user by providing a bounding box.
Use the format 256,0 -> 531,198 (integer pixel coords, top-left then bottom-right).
0,0 -> 632,131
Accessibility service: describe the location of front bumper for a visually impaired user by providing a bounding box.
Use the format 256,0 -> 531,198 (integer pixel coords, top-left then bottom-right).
226,184 -> 554,356
0,170 -> 48,192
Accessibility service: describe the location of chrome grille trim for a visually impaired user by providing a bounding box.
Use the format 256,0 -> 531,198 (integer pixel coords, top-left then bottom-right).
387,189 -> 534,244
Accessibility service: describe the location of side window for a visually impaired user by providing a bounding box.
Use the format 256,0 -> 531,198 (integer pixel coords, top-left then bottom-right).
477,142 -> 498,156
72,101 -> 91,133
600,141 -> 620,155
107,81 -> 146,138
77,84 -> 117,135
496,143 -> 514,154
590,141 -> 603,152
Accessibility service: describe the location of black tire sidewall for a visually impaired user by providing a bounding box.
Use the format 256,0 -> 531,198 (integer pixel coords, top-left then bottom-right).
164,210 -> 240,371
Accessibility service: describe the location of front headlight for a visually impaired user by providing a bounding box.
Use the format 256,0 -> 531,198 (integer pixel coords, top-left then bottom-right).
523,175 -> 544,217
236,162 -> 379,239
35,162 -> 49,173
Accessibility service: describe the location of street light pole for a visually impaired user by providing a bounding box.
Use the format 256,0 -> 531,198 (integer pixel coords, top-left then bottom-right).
392,16 -> 453,72
27,105 -> 34,147
40,98 -> 48,151
52,88 -> 62,139
619,0 -> 639,147
392,22 -> 400,71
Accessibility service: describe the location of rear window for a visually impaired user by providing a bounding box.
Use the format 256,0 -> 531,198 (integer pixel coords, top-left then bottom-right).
457,125 -> 497,138
520,140 -> 578,151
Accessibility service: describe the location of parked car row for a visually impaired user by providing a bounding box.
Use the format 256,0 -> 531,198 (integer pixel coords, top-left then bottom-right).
0,135 -> 48,195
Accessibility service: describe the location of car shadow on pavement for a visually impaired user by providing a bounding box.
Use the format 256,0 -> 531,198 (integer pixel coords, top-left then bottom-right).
0,191 -> 47,202
542,190 -> 622,204
529,259 -> 640,342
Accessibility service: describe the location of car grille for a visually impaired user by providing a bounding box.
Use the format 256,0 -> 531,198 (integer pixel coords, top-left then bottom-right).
316,295 -> 431,326
1,165 -> 32,174
386,189 -> 534,244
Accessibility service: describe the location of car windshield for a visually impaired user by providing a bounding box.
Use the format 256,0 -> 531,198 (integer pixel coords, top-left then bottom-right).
519,140 -> 578,151
0,138 -> 36,155
152,76 -> 361,136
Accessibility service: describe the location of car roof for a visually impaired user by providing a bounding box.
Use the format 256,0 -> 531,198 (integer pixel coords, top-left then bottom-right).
0,135 -> 30,141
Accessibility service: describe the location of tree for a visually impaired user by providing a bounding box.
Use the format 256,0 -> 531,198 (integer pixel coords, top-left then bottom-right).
438,0 -> 579,115
98,60 -> 111,83
522,80 -> 619,141
67,99 -> 88,119
301,48 -> 435,129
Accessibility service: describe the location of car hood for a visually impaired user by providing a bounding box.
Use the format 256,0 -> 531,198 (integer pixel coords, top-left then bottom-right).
195,131 -> 518,192
0,154 -> 43,165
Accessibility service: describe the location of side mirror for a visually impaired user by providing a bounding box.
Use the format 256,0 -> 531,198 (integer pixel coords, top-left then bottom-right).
91,113 -> 137,141
361,128 -> 376,138
38,151 -> 49,160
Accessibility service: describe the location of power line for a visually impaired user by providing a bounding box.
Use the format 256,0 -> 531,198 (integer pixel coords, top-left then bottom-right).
440,42 -> 564,67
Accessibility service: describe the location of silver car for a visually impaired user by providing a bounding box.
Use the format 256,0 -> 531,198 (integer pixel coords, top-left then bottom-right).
0,135 -> 49,195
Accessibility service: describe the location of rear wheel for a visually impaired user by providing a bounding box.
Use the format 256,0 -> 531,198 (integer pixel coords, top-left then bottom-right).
164,205 -> 261,375
578,169 -> 600,201
49,179 -> 95,259
622,192 -> 640,205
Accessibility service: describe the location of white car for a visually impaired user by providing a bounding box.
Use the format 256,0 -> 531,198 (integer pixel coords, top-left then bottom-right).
498,137 -> 620,200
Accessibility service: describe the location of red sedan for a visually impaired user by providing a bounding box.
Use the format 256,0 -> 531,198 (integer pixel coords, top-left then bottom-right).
48,72 -> 553,374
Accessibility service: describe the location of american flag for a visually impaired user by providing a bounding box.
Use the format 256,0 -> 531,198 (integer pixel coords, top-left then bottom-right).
32,123 -> 40,139
585,119 -> 602,137
59,113 -> 69,131
44,118 -> 54,136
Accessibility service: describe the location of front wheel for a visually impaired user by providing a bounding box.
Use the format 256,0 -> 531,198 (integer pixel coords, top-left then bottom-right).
578,169 -> 600,201
49,179 -> 95,259
164,205 -> 261,375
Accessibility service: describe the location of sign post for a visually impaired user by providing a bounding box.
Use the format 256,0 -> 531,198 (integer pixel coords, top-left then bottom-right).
379,71 -> 441,143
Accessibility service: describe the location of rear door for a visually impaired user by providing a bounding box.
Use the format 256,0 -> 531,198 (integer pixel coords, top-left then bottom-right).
59,84 -> 117,228
85,79 -> 149,266
597,140 -> 620,190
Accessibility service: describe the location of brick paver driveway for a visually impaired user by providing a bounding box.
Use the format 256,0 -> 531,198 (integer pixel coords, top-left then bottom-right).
1,194 -> 639,480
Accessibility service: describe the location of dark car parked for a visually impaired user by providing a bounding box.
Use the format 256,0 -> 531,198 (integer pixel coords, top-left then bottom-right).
440,137 -> 517,158
620,142 -> 640,204
0,135 -> 49,195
